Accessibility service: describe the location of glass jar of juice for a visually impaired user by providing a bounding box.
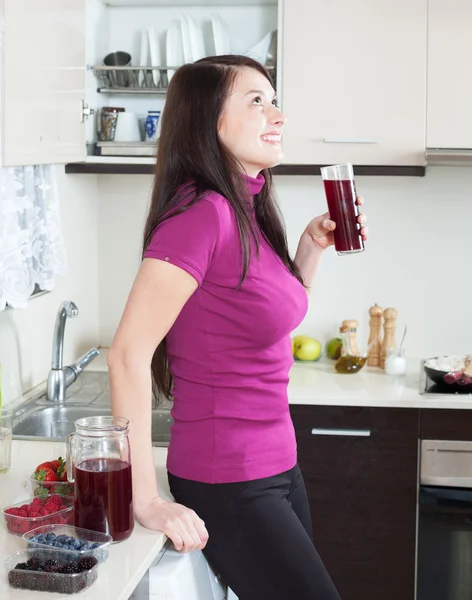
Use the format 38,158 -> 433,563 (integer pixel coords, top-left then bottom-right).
66,416 -> 134,542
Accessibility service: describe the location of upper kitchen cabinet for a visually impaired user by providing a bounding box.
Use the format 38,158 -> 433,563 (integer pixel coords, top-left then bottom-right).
83,0 -> 279,161
0,0 -> 277,166
1,0 -> 87,167
280,0 -> 427,166
427,0 -> 472,149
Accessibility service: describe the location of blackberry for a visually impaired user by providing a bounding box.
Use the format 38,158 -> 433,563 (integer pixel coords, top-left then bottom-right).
14,562 -> 28,570
26,556 -> 41,570
58,561 -> 80,574
43,559 -> 59,573
78,556 -> 98,571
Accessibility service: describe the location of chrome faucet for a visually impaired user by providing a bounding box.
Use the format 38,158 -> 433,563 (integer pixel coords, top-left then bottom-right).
47,301 -> 99,403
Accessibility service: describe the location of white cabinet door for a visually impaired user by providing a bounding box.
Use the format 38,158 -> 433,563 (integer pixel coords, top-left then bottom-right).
427,0 -> 472,149
2,0 -> 86,166
280,0 -> 427,166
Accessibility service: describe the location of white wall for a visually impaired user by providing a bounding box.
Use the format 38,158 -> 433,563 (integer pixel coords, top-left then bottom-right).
0,167 -> 100,404
96,166 -> 470,359
2,164 -> 467,404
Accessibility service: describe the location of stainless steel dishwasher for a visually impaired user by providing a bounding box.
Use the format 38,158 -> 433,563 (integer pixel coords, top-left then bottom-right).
418,440 -> 472,600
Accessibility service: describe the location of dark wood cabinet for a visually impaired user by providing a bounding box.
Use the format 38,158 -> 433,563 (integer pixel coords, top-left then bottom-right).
420,409 -> 472,440
290,405 -> 419,600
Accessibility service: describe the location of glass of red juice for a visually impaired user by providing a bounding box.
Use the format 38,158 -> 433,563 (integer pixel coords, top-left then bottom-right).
320,163 -> 365,256
66,416 -> 134,542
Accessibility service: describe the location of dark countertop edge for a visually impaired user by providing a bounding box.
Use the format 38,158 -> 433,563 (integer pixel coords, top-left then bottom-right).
65,163 -> 426,177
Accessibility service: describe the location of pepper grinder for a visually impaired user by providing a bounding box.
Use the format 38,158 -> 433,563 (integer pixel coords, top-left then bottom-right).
367,304 -> 383,367
380,308 -> 398,368
341,320 -> 359,355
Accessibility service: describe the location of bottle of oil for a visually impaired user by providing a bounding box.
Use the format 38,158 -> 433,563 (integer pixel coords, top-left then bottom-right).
335,325 -> 367,374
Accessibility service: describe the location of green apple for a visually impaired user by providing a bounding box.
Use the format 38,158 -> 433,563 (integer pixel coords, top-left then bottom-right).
326,337 -> 343,360
292,334 -> 310,357
292,336 -> 322,361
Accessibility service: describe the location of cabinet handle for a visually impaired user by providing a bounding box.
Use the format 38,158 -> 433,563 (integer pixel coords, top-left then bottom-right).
311,428 -> 371,437
323,138 -> 380,144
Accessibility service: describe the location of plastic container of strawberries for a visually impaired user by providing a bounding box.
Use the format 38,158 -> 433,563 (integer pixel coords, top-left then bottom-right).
29,475 -> 73,498
2,495 -> 74,536
4,548 -> 98,594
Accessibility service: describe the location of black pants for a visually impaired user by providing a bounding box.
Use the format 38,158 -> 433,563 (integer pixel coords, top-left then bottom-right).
168,464 -> 341,600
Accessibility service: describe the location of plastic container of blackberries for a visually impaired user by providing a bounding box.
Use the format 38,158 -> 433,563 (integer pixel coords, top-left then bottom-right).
23,524 -> 112,564
4,548 -> 99,594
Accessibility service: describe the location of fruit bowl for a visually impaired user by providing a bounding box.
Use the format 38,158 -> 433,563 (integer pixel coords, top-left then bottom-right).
4,548 -> 98,594
2,495 -> 74,536
29,475 -> 73,498
24,524 -> 112,564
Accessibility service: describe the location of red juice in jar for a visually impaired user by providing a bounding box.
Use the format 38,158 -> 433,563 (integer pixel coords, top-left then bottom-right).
321,163 -> 364,255
74,458 -> 134,542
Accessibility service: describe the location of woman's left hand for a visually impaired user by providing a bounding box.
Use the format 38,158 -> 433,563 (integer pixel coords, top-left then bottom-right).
304,196 -> 368,251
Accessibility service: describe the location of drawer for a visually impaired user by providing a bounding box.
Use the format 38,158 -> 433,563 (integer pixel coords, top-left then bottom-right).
420,409 -> 472,441
290,405 -> 419,440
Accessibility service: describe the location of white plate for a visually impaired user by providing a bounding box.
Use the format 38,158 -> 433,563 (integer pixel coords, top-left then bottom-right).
148,25 -> 161,86
139,29 -> 149,86
212,13 -> 231,55
180,14 -> 193,63
186,14 -> 206,61
166,20 -> 184,82
245,31 -> 273,65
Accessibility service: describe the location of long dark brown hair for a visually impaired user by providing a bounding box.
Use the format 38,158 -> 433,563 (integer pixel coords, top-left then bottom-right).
143,55 -> 304,401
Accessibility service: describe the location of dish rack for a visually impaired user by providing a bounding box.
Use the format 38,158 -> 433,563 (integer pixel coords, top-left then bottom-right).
91,64 -> 276,94
91,65 -> 173,94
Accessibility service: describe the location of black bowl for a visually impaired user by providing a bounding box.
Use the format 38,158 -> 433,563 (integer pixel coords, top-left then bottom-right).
424,358 -> 472,393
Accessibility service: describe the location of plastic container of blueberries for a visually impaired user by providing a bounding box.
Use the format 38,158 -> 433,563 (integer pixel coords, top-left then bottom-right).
4,548 -> 98,594
2,495 -> 74,536
23,524 -> 112,564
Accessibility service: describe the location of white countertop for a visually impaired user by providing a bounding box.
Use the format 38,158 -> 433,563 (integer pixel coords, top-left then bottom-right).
288,358 -> 472,409
90,348 -> 472,410
0,441 -> 171,600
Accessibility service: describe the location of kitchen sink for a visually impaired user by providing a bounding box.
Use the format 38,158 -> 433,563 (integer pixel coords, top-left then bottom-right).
12,372 -> 172,447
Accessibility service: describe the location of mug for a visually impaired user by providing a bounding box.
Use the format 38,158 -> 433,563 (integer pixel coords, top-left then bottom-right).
145,111 -> 161,142
114,112 -> 141,142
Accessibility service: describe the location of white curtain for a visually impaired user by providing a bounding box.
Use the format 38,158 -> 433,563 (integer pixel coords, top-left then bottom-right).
0,165 -> 67,309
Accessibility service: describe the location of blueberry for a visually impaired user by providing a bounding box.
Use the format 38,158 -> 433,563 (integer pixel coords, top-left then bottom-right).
56,535 -> 67,544
46,533 -> 56,541
91,543 -> 100,549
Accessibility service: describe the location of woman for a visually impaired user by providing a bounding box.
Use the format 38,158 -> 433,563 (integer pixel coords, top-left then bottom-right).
108,55 -> 367,600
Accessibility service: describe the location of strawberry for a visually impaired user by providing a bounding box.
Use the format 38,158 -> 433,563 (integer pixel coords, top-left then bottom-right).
51,483 -> 71,496
34,467 -> 58,482
52,457 -> 67,480
35,461 -> 53,473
